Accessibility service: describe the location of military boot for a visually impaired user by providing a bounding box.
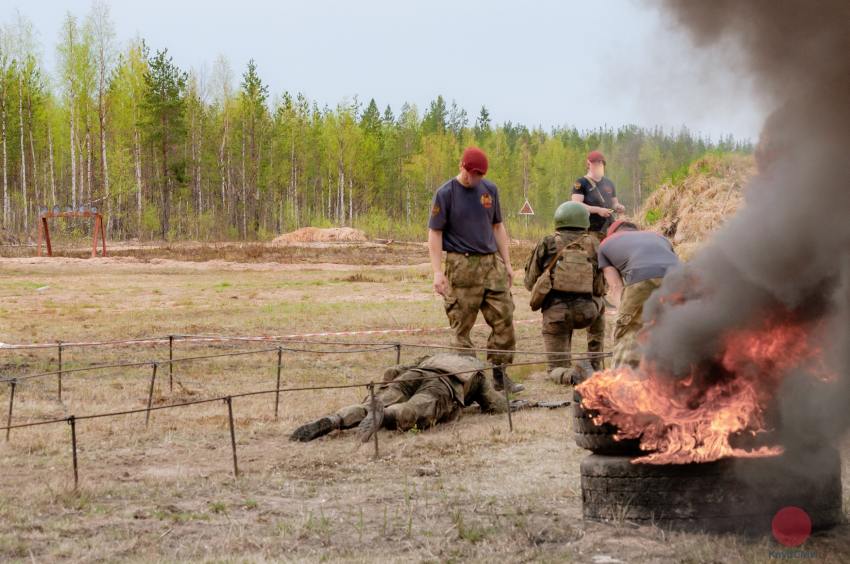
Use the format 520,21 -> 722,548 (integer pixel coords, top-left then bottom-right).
290,414 -> 342,442
547,366 -> 570,385
492,366 -> 525,394
569,360 -> 594,386
590,357 -> 603,372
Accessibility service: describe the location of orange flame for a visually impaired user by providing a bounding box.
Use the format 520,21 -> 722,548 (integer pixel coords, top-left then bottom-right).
577,314 -> 830,464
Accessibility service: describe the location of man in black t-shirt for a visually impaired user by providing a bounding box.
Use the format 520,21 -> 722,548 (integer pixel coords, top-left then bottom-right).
571,150 -> 626,240
427,147 -> 522,393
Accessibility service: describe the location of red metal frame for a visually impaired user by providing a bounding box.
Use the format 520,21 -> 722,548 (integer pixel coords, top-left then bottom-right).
37,211 -> 107,258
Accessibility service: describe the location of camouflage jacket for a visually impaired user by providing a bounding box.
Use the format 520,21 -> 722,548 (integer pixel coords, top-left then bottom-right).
415,353 -> 490,406
523,229 -> 604,307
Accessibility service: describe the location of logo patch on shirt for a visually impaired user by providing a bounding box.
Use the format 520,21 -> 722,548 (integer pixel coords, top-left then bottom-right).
480,194 -> 493,209
431,204 -> 440,217
573,181 -> 582,190
604,186 -> 613,194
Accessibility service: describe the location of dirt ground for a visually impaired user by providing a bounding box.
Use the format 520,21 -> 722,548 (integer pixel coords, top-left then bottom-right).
0,245 -> 848,563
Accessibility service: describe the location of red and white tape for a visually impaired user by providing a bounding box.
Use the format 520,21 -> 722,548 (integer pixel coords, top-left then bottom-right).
0,318 -> 540,350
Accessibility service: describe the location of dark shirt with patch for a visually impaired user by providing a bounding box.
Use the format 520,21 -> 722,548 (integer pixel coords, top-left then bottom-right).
597,231 -> 679,286
571,176 -> 617,232
428,178 -> 503,254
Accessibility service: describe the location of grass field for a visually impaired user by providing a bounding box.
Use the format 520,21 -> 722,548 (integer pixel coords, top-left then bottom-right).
0,247 -> 848,562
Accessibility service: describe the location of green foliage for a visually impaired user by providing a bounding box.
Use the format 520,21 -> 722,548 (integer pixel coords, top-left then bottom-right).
644,207 -> 662,225
0,8 -> 752,242
208,501 -> 227,514
141,205 -> 160,235
142,47 -> 187,237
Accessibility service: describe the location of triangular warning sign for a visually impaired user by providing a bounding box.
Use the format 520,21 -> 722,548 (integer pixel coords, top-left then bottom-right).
518,199 -> 535,215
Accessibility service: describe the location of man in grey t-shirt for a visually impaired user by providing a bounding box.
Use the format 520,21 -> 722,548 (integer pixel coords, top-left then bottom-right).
598,220 -> 679,367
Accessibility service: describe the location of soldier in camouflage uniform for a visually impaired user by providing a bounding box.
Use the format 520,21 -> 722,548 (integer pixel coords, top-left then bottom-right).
427,147 -> 523,393
524,202 -> 606,383
289,353 -> 507,442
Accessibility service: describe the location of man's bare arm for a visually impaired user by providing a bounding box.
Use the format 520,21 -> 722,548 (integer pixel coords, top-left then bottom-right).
611,196 -> 626,214
603,266 -> 624,308
572,193 -> 611,217
492,222 -> 514,288
428,229 -> 448,296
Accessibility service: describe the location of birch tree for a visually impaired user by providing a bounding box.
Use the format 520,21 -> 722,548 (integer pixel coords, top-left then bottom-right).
86,0 -> 115,229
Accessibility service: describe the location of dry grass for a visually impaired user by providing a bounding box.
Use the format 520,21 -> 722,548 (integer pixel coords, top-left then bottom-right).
0,252 -> 848,562
639,154 -> 755,260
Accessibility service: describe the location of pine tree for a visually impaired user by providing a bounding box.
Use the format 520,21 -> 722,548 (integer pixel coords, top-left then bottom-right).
360,98 -> 381,137
141,48 -> 186,238
422,95 -> 447,135
239,58 -> 268,236
474,105 -> 491,144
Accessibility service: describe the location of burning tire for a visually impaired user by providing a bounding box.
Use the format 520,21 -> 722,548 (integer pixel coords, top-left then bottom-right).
572,395 -> 644,455
569,361 -> 644,455
580,447 -> 843,533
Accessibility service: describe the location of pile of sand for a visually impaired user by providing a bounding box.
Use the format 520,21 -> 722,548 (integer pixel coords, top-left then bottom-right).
638,154 -> 755,259
272,227 -> 368,244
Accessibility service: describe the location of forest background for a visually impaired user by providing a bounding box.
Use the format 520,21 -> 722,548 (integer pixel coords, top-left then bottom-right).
0,4 -> 751,243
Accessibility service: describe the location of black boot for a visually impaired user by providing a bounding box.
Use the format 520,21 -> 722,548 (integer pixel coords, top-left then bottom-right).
568,360 -> 594,386
493,366 -> 525,394
290,414 -> 341,442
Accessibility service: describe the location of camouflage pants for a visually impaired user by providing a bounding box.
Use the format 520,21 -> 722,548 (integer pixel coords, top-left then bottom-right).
541,296 -> 605,371
443,253 -> 516,365
335,371 -> 458,432
612,277 -> 663,368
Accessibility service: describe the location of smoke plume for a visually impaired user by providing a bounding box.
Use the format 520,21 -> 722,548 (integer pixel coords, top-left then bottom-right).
641,0 -> 850,448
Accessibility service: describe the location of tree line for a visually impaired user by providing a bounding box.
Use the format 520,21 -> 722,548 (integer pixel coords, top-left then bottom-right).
0,4 -> 751,242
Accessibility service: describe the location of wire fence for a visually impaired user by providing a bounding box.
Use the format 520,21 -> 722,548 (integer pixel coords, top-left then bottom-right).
0,334 -> 611,490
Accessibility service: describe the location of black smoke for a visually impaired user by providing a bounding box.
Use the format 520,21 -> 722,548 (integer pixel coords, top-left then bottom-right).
641,0 -> 850,447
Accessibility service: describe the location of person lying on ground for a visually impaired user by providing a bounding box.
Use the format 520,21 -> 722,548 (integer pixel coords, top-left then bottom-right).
289,353 -> 507,443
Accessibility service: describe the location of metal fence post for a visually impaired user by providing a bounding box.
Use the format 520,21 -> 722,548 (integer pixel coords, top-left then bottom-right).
395,343 -> 402,365
225,396 -> 239,477
57,341 -> 63,401
274,347 -> 283,419
369,383 -> 379,459
68,415 -> 79,489
168,335 -> 174,392
145,363 -> 158,426
501,368 -> 513,432
5,380 -> 16,441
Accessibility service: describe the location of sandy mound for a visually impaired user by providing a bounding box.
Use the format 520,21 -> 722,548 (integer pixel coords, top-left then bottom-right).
272,227 -> 368,244
638,153 -> 755,259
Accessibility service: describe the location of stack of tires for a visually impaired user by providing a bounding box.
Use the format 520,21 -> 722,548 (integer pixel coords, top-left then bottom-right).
571,360 -> 643,457
571,363 -> 843,533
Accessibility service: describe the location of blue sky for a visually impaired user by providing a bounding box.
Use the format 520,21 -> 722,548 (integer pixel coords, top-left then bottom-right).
6,0 -> 766,141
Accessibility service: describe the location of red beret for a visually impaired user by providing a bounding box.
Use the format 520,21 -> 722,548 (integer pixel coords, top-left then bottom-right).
587,150 -> 606,164
607,219 -> 627,237
461,147 -> 489,175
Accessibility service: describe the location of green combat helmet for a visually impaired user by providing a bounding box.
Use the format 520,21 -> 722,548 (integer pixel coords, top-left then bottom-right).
554,201 -> 590,229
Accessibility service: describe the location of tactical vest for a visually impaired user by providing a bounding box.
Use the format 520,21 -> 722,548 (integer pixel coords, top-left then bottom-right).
550,233 -> 595,294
